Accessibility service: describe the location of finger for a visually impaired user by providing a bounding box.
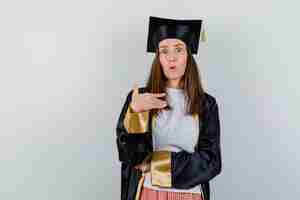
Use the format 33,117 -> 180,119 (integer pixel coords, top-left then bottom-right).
152,93 -> 166,98
134,165 -> 140,170
150,99 -> 167,109
152,98 -> 167,105
158,103 -> 168,109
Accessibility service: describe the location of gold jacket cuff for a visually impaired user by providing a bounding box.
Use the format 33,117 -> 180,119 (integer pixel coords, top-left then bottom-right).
150,151 -> 172,187
123,103 -> 149,134
134,154 -> 152,200
135,173 -> 145,200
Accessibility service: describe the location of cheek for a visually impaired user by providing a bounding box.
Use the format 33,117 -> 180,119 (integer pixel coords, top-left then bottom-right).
159,56 -> 168,71
179,54 -> 187,65
178,55 -> 187,71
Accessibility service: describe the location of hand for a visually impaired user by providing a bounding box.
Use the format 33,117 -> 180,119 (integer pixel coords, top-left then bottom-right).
134,162 -> 150,173
130,84 -> 168,113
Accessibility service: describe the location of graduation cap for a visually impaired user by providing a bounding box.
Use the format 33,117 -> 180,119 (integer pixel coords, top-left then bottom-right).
146,16 -> 207,54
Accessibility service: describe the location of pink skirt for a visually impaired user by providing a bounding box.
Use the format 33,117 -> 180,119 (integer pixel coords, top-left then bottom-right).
140,187 -> 204,200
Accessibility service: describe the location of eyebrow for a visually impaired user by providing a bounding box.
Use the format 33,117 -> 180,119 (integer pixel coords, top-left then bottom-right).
159,43 -> 184,48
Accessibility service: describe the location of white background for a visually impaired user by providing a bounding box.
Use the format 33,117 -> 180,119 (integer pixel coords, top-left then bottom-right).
0,0 -> 299,199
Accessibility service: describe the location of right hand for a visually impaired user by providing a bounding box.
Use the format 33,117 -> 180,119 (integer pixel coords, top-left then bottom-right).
130,84 -> 168,113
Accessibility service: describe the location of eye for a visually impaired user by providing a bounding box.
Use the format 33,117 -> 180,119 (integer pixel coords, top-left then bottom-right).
160,49 -> 168,54
175,48 -> 183,53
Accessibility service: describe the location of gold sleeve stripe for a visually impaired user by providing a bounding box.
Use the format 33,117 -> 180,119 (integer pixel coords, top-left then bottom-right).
150,151 -> 172,187
123,104 -> 149,134
152,113 -> 157,129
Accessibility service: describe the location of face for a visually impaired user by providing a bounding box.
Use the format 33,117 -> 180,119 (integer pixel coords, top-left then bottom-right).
158,38 -> 188,86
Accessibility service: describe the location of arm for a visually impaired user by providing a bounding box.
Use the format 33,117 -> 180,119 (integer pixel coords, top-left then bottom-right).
150,95 -> 222,188
116,89 -> 151,166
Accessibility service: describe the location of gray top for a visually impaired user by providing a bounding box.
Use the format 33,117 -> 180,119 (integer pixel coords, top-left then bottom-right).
143,87 -> 202,194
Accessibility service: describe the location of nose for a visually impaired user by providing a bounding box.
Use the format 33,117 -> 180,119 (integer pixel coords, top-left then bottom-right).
166,52 -> 177,62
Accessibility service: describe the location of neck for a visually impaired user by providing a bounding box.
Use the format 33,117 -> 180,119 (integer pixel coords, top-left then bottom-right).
167,79 -> 182,89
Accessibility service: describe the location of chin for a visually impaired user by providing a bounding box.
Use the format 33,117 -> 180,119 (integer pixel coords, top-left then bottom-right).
166,75 -> 182,80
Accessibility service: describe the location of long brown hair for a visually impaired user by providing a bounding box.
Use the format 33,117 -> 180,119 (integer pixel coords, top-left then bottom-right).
145,47 -> 205,119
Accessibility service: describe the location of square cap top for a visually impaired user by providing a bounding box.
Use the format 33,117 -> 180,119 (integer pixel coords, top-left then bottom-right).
146,16 -> 205,54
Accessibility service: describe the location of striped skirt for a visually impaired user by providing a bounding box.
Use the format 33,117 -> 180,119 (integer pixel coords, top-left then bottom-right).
140,187 -> 204,200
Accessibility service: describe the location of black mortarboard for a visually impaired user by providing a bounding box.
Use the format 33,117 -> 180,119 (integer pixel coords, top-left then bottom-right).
146,16 -> 207,54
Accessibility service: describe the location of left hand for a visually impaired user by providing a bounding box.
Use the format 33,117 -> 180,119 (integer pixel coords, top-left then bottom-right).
134,162 -> 150,173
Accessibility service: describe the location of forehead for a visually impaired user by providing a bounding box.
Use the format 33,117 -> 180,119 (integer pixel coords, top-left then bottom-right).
158,38 -> 186,48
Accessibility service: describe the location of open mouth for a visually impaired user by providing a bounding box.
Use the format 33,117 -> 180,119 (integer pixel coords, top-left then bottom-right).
169,66 -> 176,70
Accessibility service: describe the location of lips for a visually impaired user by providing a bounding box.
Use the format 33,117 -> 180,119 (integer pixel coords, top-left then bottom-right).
169,66 -> 176,70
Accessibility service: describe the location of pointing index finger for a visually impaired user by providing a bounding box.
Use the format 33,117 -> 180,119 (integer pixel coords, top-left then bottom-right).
152,93 -> 166,98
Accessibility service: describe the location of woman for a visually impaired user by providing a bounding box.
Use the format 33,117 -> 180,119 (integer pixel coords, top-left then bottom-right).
116,16 -> 222,200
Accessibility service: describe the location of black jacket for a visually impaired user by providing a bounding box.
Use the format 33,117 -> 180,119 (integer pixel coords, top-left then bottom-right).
116,87 -> 222,200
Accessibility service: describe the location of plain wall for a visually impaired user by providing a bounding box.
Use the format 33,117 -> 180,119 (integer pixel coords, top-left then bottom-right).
0,0 -> 299,199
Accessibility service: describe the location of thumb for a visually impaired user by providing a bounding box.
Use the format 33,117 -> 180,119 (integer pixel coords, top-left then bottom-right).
132,83 -> 139,99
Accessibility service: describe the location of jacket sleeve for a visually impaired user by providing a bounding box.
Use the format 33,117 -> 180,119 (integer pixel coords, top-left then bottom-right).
116,89 -> 151,166
150,96 -> 222,189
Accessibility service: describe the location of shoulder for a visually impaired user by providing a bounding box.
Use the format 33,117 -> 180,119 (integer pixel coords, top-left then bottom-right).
125,86 -> 148,100
203,91 -> 219,109
127,86 -> 148,95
